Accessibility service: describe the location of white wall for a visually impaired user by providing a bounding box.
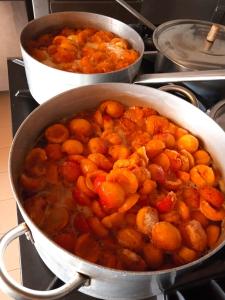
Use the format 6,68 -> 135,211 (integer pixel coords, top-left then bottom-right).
0,1 -> 28,91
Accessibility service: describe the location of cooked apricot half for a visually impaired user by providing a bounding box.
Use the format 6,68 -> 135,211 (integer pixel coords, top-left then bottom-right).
117,227 -> 143,251
45,123 -> 69,143
100,100 -> 124,118
193,150 -> 211,165
199,185 -> 224,208
177,134 -> 199,153
175,246 -> 197,264
181,220 -> 207,252
136,206 -> 159,235
98,181 -> 126,210
74,233 -> 100,263
143,243 -> 164,269
119,248 -> 147,271
206,224 -> 221,248
69,118 -> 92,136
200,200 -> 225,221
62,139 -> 83,155
107,168 -> 138,194
152,221 -> 182,251
190,165 -> 215,187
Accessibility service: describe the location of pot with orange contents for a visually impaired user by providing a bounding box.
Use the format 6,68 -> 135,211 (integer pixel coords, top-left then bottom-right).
20,11 -> 144,105
1,83 -> 225,300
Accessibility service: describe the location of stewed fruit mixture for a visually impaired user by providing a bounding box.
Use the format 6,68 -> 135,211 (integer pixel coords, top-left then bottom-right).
20,99 -> 225,271
27,27 -> 139,74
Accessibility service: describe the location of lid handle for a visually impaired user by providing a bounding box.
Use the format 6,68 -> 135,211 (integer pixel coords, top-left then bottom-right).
206,23 -> 220,43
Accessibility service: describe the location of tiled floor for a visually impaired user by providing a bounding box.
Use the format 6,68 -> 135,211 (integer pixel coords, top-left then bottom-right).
0,91 -> 21,299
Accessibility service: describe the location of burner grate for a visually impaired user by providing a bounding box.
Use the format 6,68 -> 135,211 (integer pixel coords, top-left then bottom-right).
166,279 -> 225,300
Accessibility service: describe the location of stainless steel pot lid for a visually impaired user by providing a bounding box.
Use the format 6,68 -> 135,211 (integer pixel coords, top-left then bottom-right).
153,19 -> 225,70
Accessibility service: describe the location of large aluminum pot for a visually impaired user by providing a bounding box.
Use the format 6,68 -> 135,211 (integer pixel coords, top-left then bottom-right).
20,12 -> 144,104
1,83 -> 225,300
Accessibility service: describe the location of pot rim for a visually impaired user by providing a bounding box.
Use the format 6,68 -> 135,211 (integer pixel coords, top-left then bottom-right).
20,11 -> 145,77
9,82 -> 225,277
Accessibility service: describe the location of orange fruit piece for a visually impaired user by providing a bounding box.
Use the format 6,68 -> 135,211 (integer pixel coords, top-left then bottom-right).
54,233 -> 76,252
88,217 -> 109,238
181,220 -> 207,252
199,185 -> 224,208
200,200 -> 225,221
193,150 -> 211,165
118,248 -> 147,271
45,143 -> 63,160
118,194 -> 139,213
45,123 -> 69,143
102,212 -> 125,229
136,206 -> 159,235
143,243 -> 164,269
69,118 -> 92,136
108,164 -> 138,191
43,207 -> 69,234
62,139 -> 84,155
206,224 -> 221,248
98,181 -> 125,210
117,227 -> 143,251
99,100 -> 124,118
74,233 -> 100,263
177,134 -> 199,153
152,221 -> 182,251
190,165 -> 215,187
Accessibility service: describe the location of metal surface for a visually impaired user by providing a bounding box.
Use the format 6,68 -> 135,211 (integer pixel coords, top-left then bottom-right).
140,0 -> 225,25
115,0 -> 156,30
158,84 -> 199,107
12,59 -> 25,68
30,0 -> 142,22
153,51 -> 225,108
0,223 -> 88,300
153,19 -> 225,71
29,0 -> 225,25
31,0 -> 49,19
20,11 -> 144,104
50,1 -> 143,24
134,69 -> 225,84
211,0 -> 225,24
209,99 -> 225,130
4,82 -> 225,300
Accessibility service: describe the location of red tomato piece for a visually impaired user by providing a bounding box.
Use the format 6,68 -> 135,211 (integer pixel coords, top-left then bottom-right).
156,191 -> 177,213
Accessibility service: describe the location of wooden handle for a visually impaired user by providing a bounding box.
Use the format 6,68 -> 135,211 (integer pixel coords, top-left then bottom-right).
206,24 -> 220,42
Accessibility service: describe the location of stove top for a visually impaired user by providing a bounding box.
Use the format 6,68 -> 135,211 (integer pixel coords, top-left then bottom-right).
7,53 -> 225,299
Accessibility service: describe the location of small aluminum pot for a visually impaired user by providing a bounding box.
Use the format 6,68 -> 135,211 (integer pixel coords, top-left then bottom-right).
20,11 -> 144,104
1,83 -> 225,300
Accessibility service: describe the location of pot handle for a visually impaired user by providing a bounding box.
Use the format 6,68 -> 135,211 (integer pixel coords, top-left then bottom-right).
159,84 -> 199,108
0,223 -> 89,300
